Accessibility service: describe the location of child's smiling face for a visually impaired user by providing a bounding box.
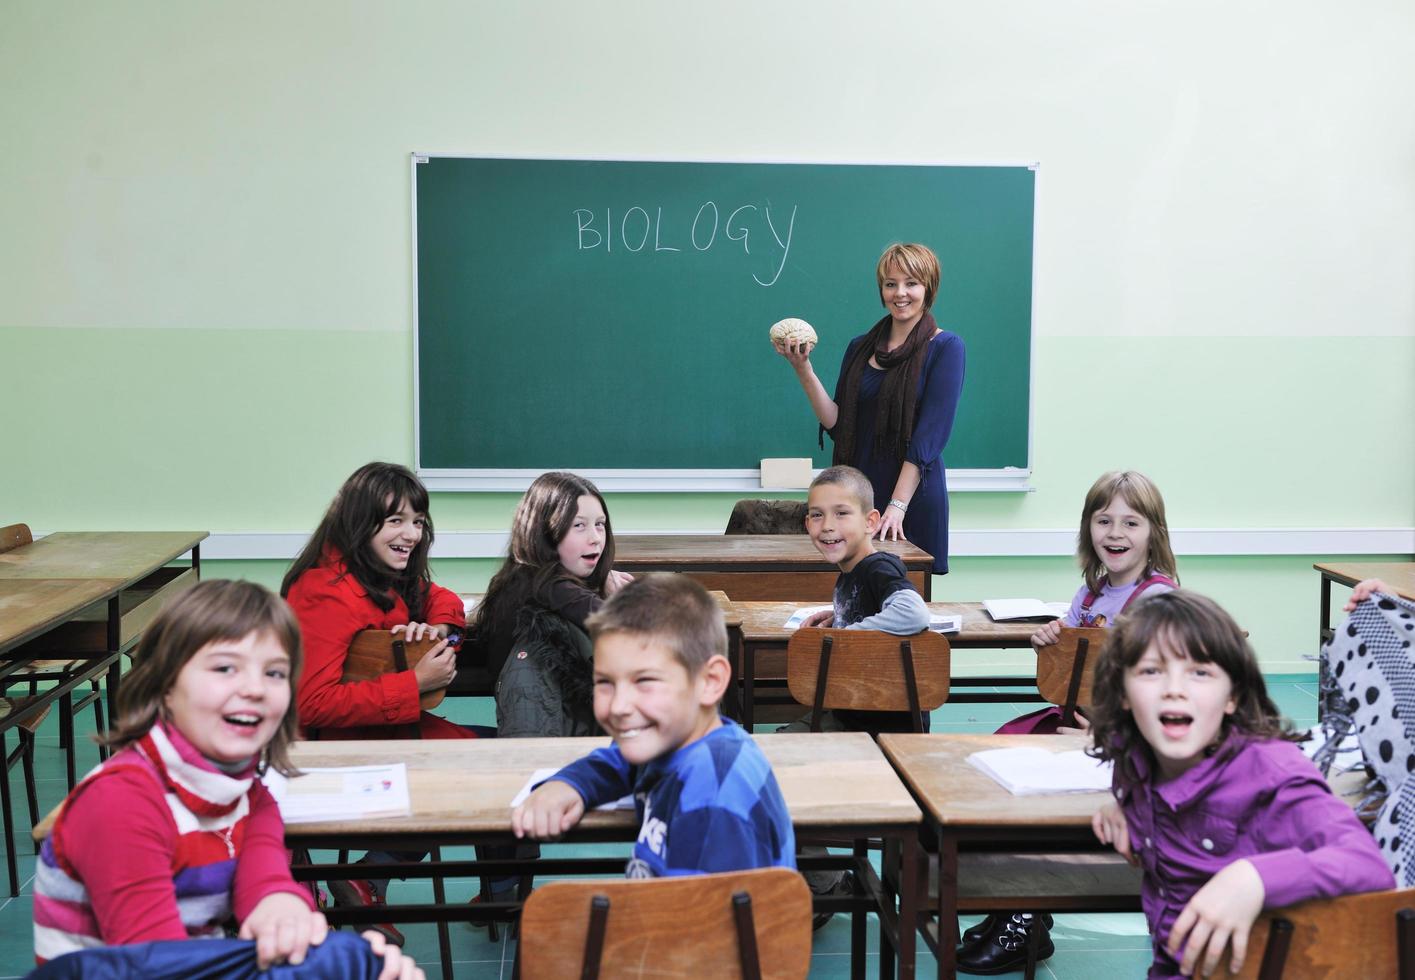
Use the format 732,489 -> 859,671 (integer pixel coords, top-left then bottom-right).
804,482 -> 878,573
370,497 -> 425,572
1123,633 -> 1236,781
592,632 -> 720,766
164,630 -> 291,765
1089,494 -> 1152,587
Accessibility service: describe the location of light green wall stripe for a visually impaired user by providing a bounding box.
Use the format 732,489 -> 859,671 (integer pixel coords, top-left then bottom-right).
5,326 -> 1410,529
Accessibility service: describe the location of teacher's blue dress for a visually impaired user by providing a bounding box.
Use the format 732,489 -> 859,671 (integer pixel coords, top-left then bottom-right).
827,330 -> 966,574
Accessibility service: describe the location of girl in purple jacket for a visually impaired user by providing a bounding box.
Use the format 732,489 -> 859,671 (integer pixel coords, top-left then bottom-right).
1089,590 -> 1393,979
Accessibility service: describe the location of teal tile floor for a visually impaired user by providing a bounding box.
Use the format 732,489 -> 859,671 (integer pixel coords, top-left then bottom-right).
0,674 -> 1320,978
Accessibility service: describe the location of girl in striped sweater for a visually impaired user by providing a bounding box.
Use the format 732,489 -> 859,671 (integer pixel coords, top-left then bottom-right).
32,580 -> 421,979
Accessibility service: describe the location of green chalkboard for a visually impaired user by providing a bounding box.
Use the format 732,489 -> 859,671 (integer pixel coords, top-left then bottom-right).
414,157 -> 1033,481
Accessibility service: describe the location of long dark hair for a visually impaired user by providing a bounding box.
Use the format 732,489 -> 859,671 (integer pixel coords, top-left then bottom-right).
102,580 -> 304,776
1088,590 -> 1296,787
280,462 -> 436,619
470,472 -> 613,649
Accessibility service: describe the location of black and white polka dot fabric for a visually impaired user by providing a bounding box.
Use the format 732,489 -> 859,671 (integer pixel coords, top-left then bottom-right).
1323,591 -> 1415,886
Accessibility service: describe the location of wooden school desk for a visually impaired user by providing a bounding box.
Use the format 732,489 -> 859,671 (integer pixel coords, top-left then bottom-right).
1314,561 -> 1415,646
0,532 -> 205,753
729,602 -> 1041,730
612,533 -> 935,600
275,733 -> 923,980
878,733 -> 1137,980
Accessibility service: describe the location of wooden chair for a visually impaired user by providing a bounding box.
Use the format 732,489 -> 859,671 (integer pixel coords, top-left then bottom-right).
786,627 -> 951,732
0,524 -> 109,787
1215,887 -> 1415,979
516,867 -> 811,980
1034,626 -> 1108,728
0,696 -> 46,896
725,499 -> 809,535
342,629 -> 451,710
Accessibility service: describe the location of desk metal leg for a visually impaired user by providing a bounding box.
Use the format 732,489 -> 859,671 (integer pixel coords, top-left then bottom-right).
1319,573 -> 1333,647
192,543 -> 201,578
936,829 -> 958,980
898,832 -> 919,980
743,643 -> 757,732
105,596 -> 122,725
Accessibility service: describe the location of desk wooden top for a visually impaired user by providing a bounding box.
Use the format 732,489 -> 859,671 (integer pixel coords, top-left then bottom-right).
878,733 -> 1106,829
0,579 -> 114,654
1314,562 -> 1415,602
731,601 -> 1040,648
0,532 -> 208,587
268,732 -> 919,839
612,534 -> 932,572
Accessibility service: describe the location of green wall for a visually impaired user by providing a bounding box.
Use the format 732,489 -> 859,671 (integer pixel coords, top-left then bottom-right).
3,2 -> 1412,675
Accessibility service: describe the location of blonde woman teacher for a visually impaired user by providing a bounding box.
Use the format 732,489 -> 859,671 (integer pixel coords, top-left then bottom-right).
774,243 -> 965,574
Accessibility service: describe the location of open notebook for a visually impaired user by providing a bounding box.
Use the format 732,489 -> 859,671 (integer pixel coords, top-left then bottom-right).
982,599 -> 1071,622
967,747 -> 1113,796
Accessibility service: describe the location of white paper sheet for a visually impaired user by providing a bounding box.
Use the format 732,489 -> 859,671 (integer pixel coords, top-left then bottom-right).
509,768 -> 635,811
967,747 -> 1113,796
263,764 -> 412,823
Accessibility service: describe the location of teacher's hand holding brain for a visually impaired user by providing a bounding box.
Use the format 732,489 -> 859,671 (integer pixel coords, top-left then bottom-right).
770,317 -> 817,369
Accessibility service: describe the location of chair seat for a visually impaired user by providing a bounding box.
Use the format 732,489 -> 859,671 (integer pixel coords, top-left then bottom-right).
0,696 -> 51,736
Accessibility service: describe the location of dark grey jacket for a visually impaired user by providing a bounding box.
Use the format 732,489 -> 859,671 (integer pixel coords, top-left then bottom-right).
494,605 -> 599,738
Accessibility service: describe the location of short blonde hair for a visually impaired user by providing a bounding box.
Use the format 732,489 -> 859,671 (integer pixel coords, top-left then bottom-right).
876,243 -> 941,309
809,465 -> 876,515
1077,470 -> 1179,595
586,573 -> 726,675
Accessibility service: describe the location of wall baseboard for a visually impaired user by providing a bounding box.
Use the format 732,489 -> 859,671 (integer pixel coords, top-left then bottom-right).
105,527 -> 1415,561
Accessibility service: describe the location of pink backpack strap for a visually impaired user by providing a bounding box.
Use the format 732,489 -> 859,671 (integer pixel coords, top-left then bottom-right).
1120,573 -> 1177,613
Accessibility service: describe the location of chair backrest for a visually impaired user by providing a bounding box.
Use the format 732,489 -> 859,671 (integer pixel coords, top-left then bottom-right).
342,630 -> 448,710
725,499 -> 809,535
1216,887 -> 1415,979
0,523 -> 33,555
1035,627 -> 1109,726
518,867 -> 811,980
786,627 -> 950,728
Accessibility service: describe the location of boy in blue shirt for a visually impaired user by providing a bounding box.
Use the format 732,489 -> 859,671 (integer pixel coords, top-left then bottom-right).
512,574 -> 795,877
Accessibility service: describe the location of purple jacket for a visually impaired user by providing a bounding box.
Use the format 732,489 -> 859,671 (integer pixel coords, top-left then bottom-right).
1115,732 -> 1394,978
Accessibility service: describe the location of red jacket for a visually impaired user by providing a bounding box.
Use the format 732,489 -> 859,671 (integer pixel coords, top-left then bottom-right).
285,554 -> 472,740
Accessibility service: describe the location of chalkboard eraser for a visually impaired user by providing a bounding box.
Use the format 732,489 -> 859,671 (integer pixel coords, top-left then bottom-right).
760,458 -> 813,489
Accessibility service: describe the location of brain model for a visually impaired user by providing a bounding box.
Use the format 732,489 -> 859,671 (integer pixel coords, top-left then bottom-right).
769,317 -> 818,349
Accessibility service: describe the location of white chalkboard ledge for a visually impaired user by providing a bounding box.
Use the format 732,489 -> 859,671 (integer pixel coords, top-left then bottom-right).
415,468 -> 1034,494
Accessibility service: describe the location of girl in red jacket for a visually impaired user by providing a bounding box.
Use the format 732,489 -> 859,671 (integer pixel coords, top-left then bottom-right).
282,462 -> 466,741
282,461 -> 472,940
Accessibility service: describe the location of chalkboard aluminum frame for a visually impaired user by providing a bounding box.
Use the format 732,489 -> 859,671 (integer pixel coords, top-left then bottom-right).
410,152 -> 1039,494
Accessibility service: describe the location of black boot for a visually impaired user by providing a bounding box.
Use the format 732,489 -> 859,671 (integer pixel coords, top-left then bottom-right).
956,912 -> 1054,976
959,914 -> 999,947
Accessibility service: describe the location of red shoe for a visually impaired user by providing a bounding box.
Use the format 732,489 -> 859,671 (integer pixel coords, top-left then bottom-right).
328,878 -> 405,946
